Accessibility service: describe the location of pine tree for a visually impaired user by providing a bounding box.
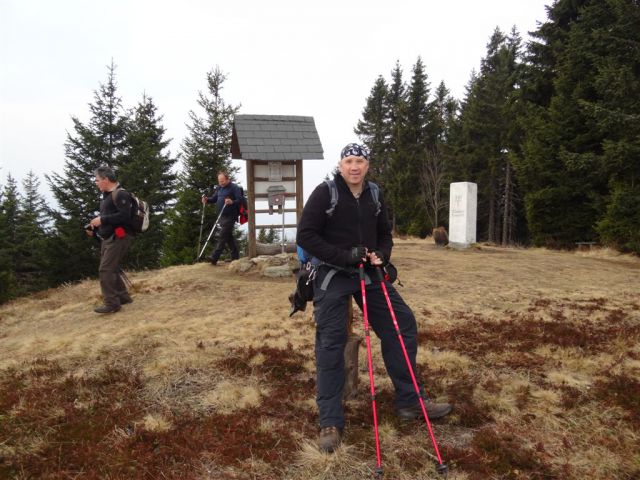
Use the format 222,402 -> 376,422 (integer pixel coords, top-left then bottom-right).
14,172 -> 51,293
162,67 -> 240,265
120,94 -> 177,269
47,61 -> 129,282
0,175 -> 19,302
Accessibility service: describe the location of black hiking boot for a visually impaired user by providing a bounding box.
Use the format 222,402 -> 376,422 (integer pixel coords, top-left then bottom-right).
120,295 -> 133,305
94,304 -> 121,314
396,401 -> 452,421
317,426 -> 341,453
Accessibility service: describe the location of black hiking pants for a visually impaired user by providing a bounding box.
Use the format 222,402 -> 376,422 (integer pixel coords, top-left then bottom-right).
210,215 -> 239,262
312,267 -> 422,430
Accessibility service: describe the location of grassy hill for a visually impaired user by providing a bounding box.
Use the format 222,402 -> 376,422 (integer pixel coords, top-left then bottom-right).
1,239 -> 639,479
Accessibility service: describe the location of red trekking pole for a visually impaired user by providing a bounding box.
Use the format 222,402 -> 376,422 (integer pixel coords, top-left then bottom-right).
375,266 -> 448,476
359,262 -> 384,478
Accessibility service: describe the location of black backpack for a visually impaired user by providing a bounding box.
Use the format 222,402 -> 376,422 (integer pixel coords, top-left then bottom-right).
238,186 -> 249,225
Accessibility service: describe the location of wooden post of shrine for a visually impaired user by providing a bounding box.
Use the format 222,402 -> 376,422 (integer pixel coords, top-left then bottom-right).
343,299 -> 362,400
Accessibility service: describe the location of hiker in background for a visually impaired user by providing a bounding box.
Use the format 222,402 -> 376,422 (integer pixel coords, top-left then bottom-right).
86,166 -> 134,314
297,143 -> 453,453
201,171 -> 241,265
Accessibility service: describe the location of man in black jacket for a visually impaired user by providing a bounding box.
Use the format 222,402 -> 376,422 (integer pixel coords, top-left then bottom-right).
297,143 -> 452,453
202,171 -> 241,265
87,166 -> 134,314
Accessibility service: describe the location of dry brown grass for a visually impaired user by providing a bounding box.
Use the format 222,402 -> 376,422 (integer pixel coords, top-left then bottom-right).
1,240 -> 639,479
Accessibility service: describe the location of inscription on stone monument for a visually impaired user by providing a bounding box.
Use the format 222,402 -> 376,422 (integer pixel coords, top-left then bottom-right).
449,182 -> 477,248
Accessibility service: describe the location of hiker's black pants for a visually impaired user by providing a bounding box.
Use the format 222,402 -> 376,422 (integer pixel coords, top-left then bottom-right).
99,234 -> 134,307
211,215 -> 239,261
313,267 -> 421,430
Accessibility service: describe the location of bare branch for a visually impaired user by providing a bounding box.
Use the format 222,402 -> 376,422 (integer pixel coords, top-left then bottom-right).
419,146 -> 448,228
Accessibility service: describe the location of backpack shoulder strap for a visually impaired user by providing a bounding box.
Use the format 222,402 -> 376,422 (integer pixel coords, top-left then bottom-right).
111,187 -> 123,204
323,179 -> 339,217
111,186 -> 133,202
368,181 -> 381,216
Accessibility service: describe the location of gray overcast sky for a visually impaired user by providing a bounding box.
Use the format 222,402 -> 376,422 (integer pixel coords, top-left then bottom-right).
1,0 -> 551,201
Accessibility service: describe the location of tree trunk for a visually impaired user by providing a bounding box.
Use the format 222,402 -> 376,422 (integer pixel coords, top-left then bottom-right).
502,160 -> 513,246
488,186 -> 496,243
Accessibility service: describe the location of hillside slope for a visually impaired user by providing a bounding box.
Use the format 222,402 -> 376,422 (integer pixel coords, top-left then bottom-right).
1,239 -> 639,479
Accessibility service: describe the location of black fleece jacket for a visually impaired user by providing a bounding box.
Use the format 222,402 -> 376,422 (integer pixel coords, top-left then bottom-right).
98,187 -> 133,238
296,174 -> 393,268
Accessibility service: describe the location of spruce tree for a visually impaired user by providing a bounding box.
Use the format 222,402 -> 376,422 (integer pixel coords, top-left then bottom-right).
385,61 -> 407,231
257,227 -> 279,244
590,0 -> 640,254
354,75 -> 391,189
420,81 -> 458,230
47,62 -> 129,282
0,175 -> 19,302
14,172 -> 51,293
430,81 -> 459,145
454,28 -> 522,243
120,94 -> 177,269
162,67 -> 239,265
518,0 -> 639,249
391,57 -> 433,236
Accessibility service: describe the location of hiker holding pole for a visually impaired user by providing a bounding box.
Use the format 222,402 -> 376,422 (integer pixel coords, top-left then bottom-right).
86,166 -> 134,314
201,171 -> 241,265
296,143 -> 452,464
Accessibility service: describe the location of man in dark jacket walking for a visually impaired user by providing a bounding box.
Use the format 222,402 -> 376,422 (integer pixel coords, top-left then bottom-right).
202,171 -> 241,265
87,166 -> 134,314
297,143 -> 452,453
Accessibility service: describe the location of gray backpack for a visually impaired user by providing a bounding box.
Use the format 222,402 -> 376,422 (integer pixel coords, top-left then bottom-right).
112,188 -> 149,233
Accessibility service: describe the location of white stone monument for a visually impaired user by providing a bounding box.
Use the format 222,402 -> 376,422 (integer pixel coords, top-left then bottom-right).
449,182 -> 477,248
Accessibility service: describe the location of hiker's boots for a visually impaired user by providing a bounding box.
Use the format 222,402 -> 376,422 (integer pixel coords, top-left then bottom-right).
120,295 -> 133,305
317,426 -> 341,453
396,401 -> 453,421
94,304 -> 121,314
316,402 -> 450,454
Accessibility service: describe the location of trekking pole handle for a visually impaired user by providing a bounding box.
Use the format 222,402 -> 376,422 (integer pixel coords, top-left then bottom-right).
358,262 -> 366,280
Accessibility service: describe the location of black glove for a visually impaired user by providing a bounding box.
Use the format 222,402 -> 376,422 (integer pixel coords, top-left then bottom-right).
346,246 -> 367,266
371,250 -> 387,265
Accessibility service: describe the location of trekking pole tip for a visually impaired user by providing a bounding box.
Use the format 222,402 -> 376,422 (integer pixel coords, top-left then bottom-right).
373,467 -> 383,478
436,462 -> 448,476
